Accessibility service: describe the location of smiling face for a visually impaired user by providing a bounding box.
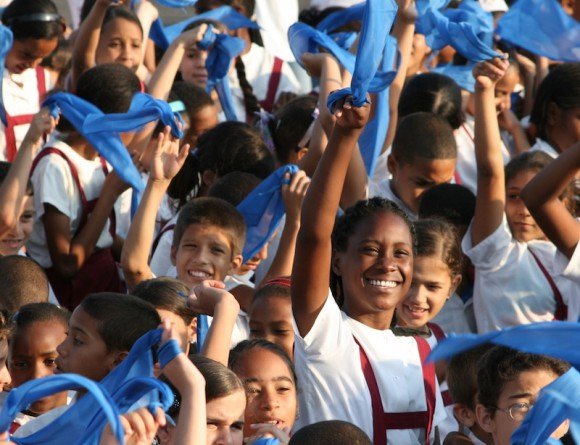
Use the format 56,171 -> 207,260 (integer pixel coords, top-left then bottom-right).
5,37 -> 58,74
397,255 -> 459,328
171,223 -> 243,287
206,390 -> 246,445
234,348 -> 297,436
0,194 -> 34,256
9,321 -> 68,414
388,155 -> 456,214
505,170 -> 545,243
249,295 -> 294,359
334,211 -> 414,329
95,18 -> 143,71
180,44 -> 209,88
494,66 -> 519,114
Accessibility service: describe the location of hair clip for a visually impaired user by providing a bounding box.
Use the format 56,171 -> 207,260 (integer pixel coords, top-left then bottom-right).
6,13 -> 61,26
298,107 -> 320,148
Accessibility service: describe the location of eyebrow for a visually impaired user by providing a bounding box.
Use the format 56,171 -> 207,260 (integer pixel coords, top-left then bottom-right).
508,392 -> 533,400
244,376 -> 294,384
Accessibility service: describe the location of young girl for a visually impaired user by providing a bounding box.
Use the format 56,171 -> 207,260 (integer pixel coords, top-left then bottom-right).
8,303 -> 70,431
229,339 -> 297,444
1,0 -> 61,161
464,58 -> 577,333
291,96 -> 447,444
27,64 -> 141,310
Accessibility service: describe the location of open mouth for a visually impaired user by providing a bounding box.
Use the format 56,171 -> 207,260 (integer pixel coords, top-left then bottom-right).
187,270 -> 212,280
0,239 -> 22,250
365,278 -> 398,288
402,304 -> 429,319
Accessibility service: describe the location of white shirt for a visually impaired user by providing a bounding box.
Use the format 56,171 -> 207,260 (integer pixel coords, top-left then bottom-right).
229,43 -> 301,122
431,294 -> 474,335
454,114 -> 511,194
149,215 -> 178,278
254,0 -> 298,62
27,140 -> 115,268
368,178 -> 418,221
462,215 -> 575,333
293,295 -> 447,444
529,138 -> 559,159
554,244 -> 580,322
1,67 -> 53,161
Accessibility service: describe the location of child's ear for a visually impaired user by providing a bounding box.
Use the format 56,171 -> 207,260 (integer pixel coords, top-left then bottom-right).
387,154 -> 399,176
110,351 -> 129,370
453,403 -> 476,428
331,251 -> 343,276
475,403 -> 495,434
202,170 -> 217,189
229,254 -> 244,275
450,274 -> 462,296
187,318 -> 197,344
296,147 -> 309,162
170,246 -> 177,266
156,425 -> 172,444
547,102 -> 561,127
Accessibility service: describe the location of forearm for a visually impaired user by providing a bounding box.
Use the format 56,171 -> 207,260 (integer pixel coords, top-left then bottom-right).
201,295 -> 240,366
475,88 -> 505,179
148,39 -> 187,99
341,142 -> 368,208
508,123 -> 531,154
258,219 -> 300,285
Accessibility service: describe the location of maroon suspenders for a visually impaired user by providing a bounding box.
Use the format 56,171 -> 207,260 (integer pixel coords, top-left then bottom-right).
528,248 -> 568,321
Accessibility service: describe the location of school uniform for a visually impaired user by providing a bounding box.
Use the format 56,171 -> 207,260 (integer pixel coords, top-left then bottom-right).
554,244 -> 580,322
149,215 -> 177,278
454,114 -> 511,194
462,215 -> 572,333
367,178 -> 418,221
293,294 -> 447,444
1,67 -> 52,162
430,294 -> 474,335
254,0 -> 298,62
229,43 -> 302,122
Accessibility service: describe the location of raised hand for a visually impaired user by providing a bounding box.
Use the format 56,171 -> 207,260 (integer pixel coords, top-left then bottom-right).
149,126 -> 189,183
332,95 -> 371,130
282,170 -> 310,224
187,280 -> 232,316
23,108 -> 58,148
473,57 -> 509,91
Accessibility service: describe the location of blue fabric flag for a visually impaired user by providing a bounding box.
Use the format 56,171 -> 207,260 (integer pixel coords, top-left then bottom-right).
427,322 -> 580,368
42,92 -> 144,196
415,0 -> 451,16
288,22 -> 396,96
0,374 -> 124,445
315,2 -> 364,34
431,62 -> 476,93
197,314 -> 209,350
497,0 -> 580,63
154,0 -> 197,7
82,92 -> 184,139
358,35 -> 398,176
330,31 -> 358,51
0,24 -> 14,126
416,2 -> 502,62
237,164 -> 299,262
326,0 -> 399,111
512,368 -> 580,445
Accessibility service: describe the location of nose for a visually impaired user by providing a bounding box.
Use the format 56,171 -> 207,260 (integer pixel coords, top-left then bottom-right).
196,50 -> 209,67
257,244 -> 269,261
32,361 -> 50,380
407,283 -> 427,305
214,427 -> 234,445
56,339 -> 68,359
0,366 -> 11,390
376,254 -> 396,272
260,388 -> 279,411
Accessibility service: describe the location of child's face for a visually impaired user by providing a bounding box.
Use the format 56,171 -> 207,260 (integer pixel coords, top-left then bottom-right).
0,338 -> 11,392
505,170 -> 545,243
56,308 -> 117,382
333,212 -> 413,325
397,255 -> 460,329
249,295 -> 294,359
9,321 -> 68,414
96,18 -> 143,72
0,195 -> 34,256
494,67 -> 519,114
549,106 -> 580,152
5,38 -> 58,74
206,389 -> 246,445
235,348 -> 297,436
171,223 -> 243,288
179,45 -> 209,88
156,309 -> 193,356
184,105 -> 219,148
477,369 -> 568,445
237,243 -> 269,276
388,155 -> 456,214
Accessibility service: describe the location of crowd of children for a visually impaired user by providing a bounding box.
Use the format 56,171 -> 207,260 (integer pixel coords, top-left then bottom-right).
0,0 -> 578,443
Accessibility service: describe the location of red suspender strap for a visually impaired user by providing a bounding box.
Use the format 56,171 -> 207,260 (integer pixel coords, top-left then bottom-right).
441,390 -> 454,407
528,248 -> 568,321
151,223 -> 176,258
427,322 -> 446,343
260,57 -> 284,113
355,337 -> 387,445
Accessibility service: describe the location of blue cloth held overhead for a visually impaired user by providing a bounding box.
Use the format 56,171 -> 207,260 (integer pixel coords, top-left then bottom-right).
431,62 -> 476,93
197,314 -> 209,350
237,164 -> 299,262
427,322 -> 580,368
497,0 -> 580,63
0,24 -> 14,126
154,0 -> 197,7
315,2 -> 364,34
326,0 -> 399,111
511,368 -> 580,445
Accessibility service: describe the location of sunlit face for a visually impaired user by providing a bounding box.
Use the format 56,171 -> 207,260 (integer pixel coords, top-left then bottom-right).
494,67 -> 519,114
389,155 -> 456,214
206,390 -> 246,445
235,348 -> 297,437
236,243 -> 269,276
249,295 -> 293,359
95,18 -> 143,71
184,105 -> 219,147
505,170 -> 545,243
334,212 -> 414,327
0,195 -> 34,256
5,38 -> 58,74
180,44 -> 209,88
477,370 -> 568,445
397,255 -> 459,328
9,321 -> 68,415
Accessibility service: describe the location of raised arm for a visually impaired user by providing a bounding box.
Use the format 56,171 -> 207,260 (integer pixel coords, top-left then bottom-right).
521,142 -> 580,259
292,97 -> 370,336
470,58 -> 510,246
121,127 -> 189,290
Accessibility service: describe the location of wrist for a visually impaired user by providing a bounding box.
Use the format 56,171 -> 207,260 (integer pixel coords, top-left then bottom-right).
214,294 -> 240,316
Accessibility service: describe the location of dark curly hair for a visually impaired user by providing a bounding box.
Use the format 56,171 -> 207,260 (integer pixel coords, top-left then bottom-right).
330,198 -> 416,305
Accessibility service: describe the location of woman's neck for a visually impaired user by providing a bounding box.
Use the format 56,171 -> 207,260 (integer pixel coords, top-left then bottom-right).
343,304 -> 395,331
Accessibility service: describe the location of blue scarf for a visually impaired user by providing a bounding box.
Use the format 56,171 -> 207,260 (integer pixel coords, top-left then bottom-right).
43,92 -> 145,214
326,0 -> 398,110
154,0 -> 197,7
0,24 -> 13,126
82,92 -> 184,139
197,313 -> 209,351
330,31 -> 358,51
497,0 -> 580,63
512,368 -> 580,445
315,3 -> 364,34
237,164 -> 299,262
431,62 -> 476,93
427,322 -> 580,368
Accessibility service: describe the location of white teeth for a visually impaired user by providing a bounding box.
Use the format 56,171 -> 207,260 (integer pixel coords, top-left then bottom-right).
188,271 -> 211,278
367,279 -> 397,288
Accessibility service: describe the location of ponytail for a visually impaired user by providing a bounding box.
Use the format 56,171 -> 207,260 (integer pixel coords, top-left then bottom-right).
235,56 -> 261,120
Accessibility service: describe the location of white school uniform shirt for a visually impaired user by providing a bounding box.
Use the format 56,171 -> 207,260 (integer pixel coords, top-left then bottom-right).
0,67 -> 53,161
27,139 -> 115,268
229,43 -> 302,122
529,138 -> 559,159
462,215 -> 574,333
454,114 -> 511,194
430,293 -> 474,335
293,294 -> 447,444
367,178 -> 418,221
554,244 -> 580,322
150,214 -> 178,278
254,0 -> 298,62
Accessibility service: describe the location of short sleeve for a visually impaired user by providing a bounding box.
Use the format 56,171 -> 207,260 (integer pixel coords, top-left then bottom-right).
462,214 -> 513,271
555,244 -> 580,283
149,228 -> 175,277
31,155 -> 77,221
